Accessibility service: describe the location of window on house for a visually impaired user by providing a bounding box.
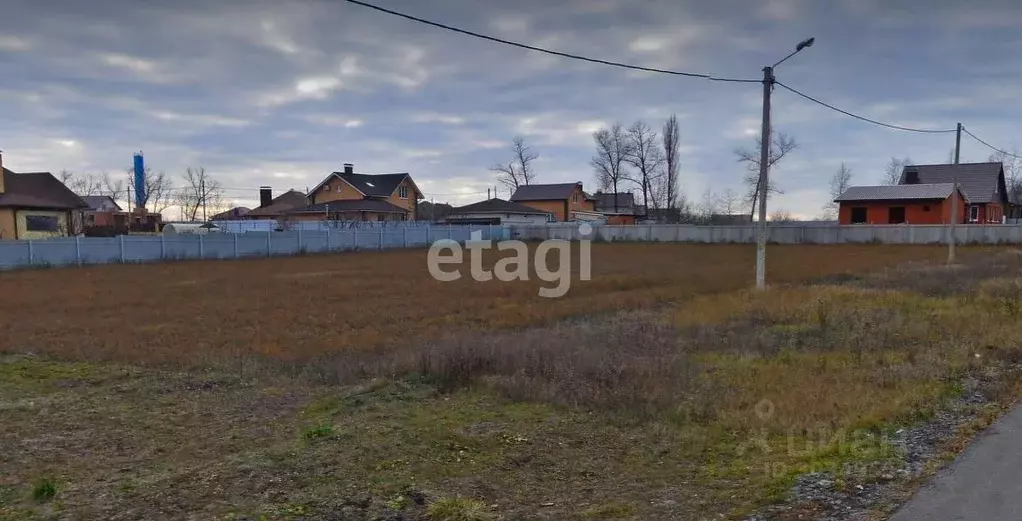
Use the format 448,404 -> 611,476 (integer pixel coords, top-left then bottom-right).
25,215 -> 60,232
850,207 -> 867,224
336,184 -> 342,193
889,207 -> 906,224
922,205 -> 931,212
573,192 -> 580,203
970,205 -> 980,222
399,186 -> 409,199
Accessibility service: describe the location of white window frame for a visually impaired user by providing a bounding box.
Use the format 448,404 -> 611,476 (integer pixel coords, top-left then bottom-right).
399,186 -> 409,199
969,205 -> 980,222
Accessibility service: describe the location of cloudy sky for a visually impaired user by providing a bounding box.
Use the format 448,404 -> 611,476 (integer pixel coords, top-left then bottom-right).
3,0 -> 1022,218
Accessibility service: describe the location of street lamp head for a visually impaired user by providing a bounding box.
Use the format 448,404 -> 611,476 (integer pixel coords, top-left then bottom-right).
796,37 -> 815,52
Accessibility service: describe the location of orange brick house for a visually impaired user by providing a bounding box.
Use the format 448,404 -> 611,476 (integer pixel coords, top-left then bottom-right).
289,163 -> 424,222
509,182 -> 601,222
899,162 -> 1013,223
835,184 -> 965,225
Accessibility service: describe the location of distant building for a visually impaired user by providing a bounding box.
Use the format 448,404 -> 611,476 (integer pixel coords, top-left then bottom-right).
210,207 -> 250,220
509,182 -> 601,221
592,191 -> 644,225
0,151 -> 89,240
244,189 -> 309,220
293,163 -> 423,221
899,162 -> 1014,222
81,195 -> 126,229
835,184 -> 965,225
445,198 -> 552,225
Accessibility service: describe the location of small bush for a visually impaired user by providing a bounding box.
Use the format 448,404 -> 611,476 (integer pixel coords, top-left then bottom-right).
302,425 -> 334,440
426,497 -> 491,521
32,477 -> 56,502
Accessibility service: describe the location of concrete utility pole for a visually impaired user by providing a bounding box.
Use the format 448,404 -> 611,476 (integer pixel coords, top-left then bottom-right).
754,37 -> 814,290
949,122 -> 962,264
755,66 -> 773,290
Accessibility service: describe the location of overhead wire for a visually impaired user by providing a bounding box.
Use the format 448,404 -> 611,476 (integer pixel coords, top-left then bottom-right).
961,127 -> 1022,159
774,81 -> 958,134
342,0 -> 758,83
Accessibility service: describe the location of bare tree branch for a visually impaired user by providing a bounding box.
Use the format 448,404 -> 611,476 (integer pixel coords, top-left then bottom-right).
734,132 -> 798,218
624,120 -> 665,212
989,149 -> 1022,206
823,162 -> 853,218
661,114 -> 682,211
491,136 -> 538,192
59,170 -> 103,197
883,157 -> 913,185
176,167 -> 223,221
591,123 -> 635,212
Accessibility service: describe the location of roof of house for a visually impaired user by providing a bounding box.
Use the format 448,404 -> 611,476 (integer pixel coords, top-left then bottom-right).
509,183 -> 582,201
592,192 -> 636,212
245,189 -> 309,217
311,171 -> 423,199
210,206 -> 250,220
449,198 -> 552,216
0,168 -> 90,209
836,183 -> 959,202
900,162 -> 1005,203
288,199 -> 409,214
80,195 -> 123,212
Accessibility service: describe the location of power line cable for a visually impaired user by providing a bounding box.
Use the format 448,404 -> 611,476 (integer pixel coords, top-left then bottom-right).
961,127 -> 1022,159
342,0 -> 758,83
775,81 -> 958,134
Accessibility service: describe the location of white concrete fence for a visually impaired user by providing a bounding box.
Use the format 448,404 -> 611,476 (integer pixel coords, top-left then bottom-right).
508,223 -> 1022,245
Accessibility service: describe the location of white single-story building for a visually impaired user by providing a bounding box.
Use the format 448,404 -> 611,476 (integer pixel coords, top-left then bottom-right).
444,198 -> 553,225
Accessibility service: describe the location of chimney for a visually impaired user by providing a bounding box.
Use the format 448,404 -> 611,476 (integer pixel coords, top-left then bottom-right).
343,163 -> 354,175
259,186 -> 272,208
0,149 -> 4,194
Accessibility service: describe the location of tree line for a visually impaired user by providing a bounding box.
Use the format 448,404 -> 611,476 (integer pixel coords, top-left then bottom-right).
60,166 -> 227,221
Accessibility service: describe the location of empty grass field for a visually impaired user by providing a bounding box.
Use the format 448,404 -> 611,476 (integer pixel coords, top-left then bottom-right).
2,243 -> 1020,520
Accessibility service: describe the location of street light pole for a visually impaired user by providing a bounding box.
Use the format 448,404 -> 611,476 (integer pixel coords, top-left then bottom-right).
949,122 -> 962,264
755,37 -> 814,290
755,66 -> 773,290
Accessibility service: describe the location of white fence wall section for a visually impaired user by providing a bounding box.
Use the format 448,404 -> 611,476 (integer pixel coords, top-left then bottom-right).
0,224 -> 503,270
7,222 -> 1022,271
509,223 -> 1022,245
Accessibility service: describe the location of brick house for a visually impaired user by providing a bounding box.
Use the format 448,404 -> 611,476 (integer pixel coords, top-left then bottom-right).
899,162 -> 1012,223
509,182 -> 601,222
244,189 -> 310,220
295,163 -> 423,221
80,196 -> 126,229
0,152 -> 89,239
591,191 -> 644,225
835,184 -> 966,225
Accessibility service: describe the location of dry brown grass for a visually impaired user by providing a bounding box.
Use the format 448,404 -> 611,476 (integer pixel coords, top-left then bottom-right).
0,243 -> 973,366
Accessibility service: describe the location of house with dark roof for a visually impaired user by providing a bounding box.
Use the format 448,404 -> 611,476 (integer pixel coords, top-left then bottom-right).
591,191 -> 645,225
80,195 -> 126,229
835,183 -> 966,225
210,206 -> 250,220
509,182 -> 601,222
297,163 -> 423,221
244,189 -> 309,220
444,198 -> 552,225
0,152 -> 90,239
899,162 -> 1013,223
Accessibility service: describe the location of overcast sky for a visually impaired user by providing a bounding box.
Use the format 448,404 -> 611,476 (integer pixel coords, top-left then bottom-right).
3,0 -> 1021,218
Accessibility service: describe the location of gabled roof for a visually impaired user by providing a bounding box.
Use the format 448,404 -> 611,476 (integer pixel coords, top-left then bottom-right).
900,162 -> 1005,204
592,192 -> 636,211
509,183 -> 582,201
836,183 -> 959,202
449,198 -> 552,216
288,199 -> 408,214
210,206 -> 250,220
311,171 -> 423,199
0,168 -> 90,209
245,189 -> 308,217
80,195 -> 123,212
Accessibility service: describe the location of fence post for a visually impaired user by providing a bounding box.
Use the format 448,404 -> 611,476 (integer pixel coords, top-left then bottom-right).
800,226 -> 806,244
27,240 -> 33,265
647,224 -> 653,242
298,226 -> 303,253
76,236 -> 82,266
326,229 -> 332,251
198,234 -> 204,259
403,227 -> 408,248
234,233 -> 239,258
119,234 -> 125,263
379,226 -> 384,251
448,224 -> 453,240
266,232 -> 271,257
354,229 -> 359,250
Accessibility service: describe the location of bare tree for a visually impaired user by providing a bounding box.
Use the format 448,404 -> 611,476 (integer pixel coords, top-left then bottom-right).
123,167 -> 175,213
989,149 -> 1022,207
734,132 -> 798,218
883,156 -> 912,185
491,136 -> 538,193
770,209 -> 797,222
101,172 -> 128,208
719,188 -> 742,216
177,167 -> 223,221
625,120 -> 664,211
824,162 -> 854,217
661,114 -> 682,210
697,188 -> 721,221
59,170 -> 102,196
591,123 -> 635,211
